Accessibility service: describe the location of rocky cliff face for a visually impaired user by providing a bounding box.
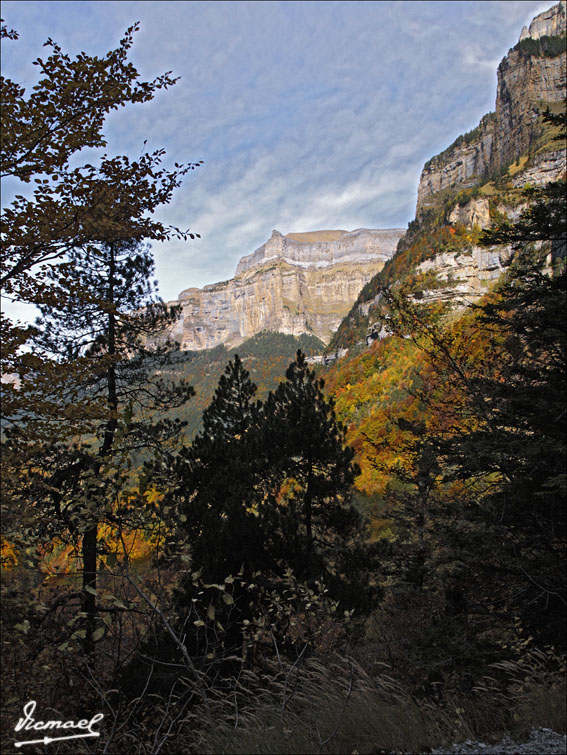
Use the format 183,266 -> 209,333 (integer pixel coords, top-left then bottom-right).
520,0 -> 566,40
330,3 -> 565,352
166,228 -> 404,350
417,1 -> 566,212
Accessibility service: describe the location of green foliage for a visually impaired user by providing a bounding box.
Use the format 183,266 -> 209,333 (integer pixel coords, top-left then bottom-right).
480,180 -> 566,255
512,33 -> 567,59
233,330 -> 324,359
2,15 -> 565,746
261,352 -> 372,603
172,355 -> 264,583
134,351 -> 379,686
444,247 -> 566,648
3,238 -> 194,658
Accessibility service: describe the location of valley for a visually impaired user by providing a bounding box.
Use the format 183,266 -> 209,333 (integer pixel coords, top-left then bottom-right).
1,2 -> 565,753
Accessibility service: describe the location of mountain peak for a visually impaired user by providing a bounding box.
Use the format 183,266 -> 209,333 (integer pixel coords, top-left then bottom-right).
519,1 -> 566,41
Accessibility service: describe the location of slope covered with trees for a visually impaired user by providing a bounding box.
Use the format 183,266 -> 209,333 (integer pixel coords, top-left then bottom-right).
157,330 -> 325,438
320,106 -> 566,694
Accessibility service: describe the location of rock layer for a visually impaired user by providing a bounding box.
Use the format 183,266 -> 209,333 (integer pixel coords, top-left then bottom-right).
236,229 -> 402,275
166,228 -> 404,350
416,244 -> 515,303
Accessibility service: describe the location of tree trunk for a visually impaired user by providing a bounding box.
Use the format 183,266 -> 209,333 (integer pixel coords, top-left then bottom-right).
303,458 -> 313,576
81,526 -> 98,658
82,242 -> 118,660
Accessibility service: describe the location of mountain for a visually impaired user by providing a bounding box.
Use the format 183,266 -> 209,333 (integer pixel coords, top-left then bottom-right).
330,1 -> 566,351
417,1 -> 566,212
162,227 -> 404,350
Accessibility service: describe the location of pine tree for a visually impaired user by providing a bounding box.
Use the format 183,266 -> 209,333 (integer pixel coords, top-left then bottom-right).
163,352 -> 378,675
388,188 -> 566,652
261,351 -> 376,610
374,153 -> 566,665
174,355 -> 268,582
458,253 -> 566,647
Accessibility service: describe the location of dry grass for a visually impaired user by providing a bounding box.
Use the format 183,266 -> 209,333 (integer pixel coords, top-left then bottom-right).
6,625 -> 563,754
481,649 -> 567,738
195,657 -> 466,754
508,155 -> 529,176
190,650 -> 566,754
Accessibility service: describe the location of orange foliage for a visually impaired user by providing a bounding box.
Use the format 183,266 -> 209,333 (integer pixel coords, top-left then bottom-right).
33,484 -> 169,577
325,295 -> 506,509
1,538 -> 19,570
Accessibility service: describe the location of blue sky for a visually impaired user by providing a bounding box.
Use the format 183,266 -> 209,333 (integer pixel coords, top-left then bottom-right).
2,0 -> 552,309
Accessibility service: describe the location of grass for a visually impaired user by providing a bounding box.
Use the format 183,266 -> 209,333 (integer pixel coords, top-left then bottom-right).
188,650 -> 566,755
508,155 -> 529,176
3,628 -> 564,754
196,657 -> 460,754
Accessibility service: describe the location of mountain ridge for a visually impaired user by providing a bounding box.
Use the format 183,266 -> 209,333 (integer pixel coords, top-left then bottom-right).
161,1 -> 565,357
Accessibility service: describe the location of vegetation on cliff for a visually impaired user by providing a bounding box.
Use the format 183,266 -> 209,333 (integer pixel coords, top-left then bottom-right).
159,330 -> 325,438
422,112 -> 496,173
512,32 -> 567,59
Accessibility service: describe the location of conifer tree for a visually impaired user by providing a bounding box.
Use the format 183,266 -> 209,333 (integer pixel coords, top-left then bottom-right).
5,238 -> 194,658
381,178 -> 566,652
447,139 -> 567,648
174,355 -> 267,582
460,236 -> 566,648
165,351 -> 378,672
262,351 -> 367,597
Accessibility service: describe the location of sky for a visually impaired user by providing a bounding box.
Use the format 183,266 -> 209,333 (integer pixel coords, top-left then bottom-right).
1,0 -> 553,314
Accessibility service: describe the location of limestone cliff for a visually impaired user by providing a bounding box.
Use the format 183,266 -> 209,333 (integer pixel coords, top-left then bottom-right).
417,200 -> 514,303
166,228 -> 404,350
520,0 -> 566,40
417,1 -> 566,211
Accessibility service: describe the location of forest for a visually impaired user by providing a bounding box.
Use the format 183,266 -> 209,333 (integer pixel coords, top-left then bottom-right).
1,19 -> 566,755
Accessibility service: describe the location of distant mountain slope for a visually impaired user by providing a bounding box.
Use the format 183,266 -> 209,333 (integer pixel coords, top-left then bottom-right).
161,331 -> 325,439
